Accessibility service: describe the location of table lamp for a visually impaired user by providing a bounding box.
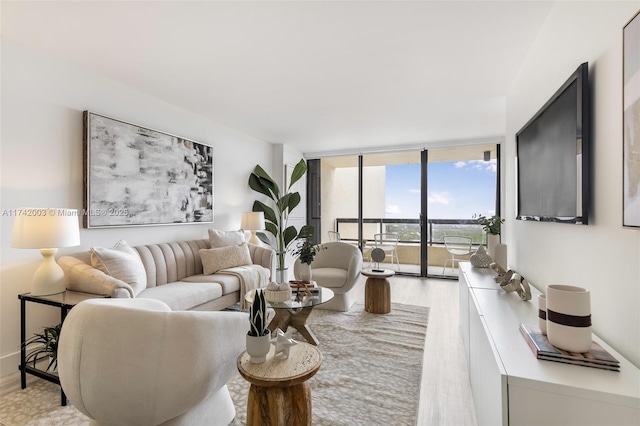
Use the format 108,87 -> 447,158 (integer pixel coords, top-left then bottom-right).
241,212 -> 265,245
11,208 -> 81,296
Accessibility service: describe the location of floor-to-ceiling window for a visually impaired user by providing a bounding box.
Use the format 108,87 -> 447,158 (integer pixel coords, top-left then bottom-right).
310,143 -> 499,278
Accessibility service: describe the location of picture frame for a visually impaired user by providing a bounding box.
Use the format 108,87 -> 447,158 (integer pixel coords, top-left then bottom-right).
623,10 -> 640,228
83,111 -> 213,228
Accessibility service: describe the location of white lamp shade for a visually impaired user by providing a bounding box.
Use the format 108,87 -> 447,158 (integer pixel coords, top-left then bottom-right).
241,212 -> 265,231
11,208 -> 81,249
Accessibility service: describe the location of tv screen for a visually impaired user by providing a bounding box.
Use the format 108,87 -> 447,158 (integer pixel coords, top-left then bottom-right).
516,62 -> 590,224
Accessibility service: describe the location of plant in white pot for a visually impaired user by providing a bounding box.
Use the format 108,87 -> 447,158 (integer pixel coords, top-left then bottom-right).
248,159 -> 313,283
475,214 -> 505,259
290,228 -> 323,282
246,289 -> 271,363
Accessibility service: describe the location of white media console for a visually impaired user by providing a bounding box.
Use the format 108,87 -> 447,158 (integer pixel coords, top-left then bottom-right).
458,262 -> 639,425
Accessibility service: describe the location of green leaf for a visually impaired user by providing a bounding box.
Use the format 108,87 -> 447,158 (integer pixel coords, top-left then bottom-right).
264,222 -> 278,239
252,200 -> 278,225
279,192 -> 301,215
287,159 -> 307,191
256,231 -> 273,247
252,165 -> 280,199
248,173 -> 273,199
283,225 -> 298,248
298,224 -> 315,239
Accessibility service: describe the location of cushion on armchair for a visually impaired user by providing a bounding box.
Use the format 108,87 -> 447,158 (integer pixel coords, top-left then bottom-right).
90,240 -> 147,296
200,243 -> 253,275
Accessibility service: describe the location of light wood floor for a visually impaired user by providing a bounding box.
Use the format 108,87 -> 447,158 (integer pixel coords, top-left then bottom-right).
353,274 -> 478,426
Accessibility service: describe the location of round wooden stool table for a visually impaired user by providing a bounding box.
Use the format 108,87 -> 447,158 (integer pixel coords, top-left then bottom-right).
362,268 -> 396,314
237,342 -> 323,426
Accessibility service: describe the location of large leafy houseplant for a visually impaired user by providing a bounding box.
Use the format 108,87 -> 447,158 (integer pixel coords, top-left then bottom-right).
248,159 -> 313,272
22,323 -> 62,372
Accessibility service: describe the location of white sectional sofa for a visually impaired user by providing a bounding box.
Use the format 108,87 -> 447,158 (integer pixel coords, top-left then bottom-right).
59,239 -> 275,311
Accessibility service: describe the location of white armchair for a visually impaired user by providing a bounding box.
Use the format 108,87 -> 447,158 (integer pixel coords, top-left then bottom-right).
58,298 -> 247,426
294,242 -> 363,311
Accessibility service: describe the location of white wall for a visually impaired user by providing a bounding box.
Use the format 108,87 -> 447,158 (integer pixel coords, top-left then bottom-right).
0,40 -> 273,379
505,1 -> 640,366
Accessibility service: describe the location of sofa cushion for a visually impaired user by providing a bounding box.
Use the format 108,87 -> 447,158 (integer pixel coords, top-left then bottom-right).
208,229 -> 245,248
200,243 -> 252,275
137,282 -> 223,311
311,267 -> 348,288
90,240 -> 147,296
181,273 -> 241,295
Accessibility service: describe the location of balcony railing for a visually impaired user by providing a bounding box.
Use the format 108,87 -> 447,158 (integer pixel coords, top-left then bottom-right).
334,217 -> 487,245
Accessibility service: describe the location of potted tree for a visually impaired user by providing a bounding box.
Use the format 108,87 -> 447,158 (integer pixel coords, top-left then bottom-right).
22,323 -> 62,372
248,159 -> 313,283
246,289 -> 271,363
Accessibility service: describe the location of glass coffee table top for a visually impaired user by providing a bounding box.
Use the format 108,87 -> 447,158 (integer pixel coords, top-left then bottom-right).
245,287 -> 335,310
244,286 -> 335,346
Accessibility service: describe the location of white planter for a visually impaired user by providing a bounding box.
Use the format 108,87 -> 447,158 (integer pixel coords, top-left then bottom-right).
298,263 -> 312,282
486,233 -> 500,259
246,331 -> 272,363
546,285 -> 592,353
493,243 -> 507,269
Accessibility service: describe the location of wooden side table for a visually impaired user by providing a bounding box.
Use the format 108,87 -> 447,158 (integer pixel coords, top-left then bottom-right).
361,269 -> 395,314
237,342 -> 323,426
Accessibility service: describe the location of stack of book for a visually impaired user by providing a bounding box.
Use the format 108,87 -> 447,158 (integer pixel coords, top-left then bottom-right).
519,323 -> 620,372
289,280 -> 319,293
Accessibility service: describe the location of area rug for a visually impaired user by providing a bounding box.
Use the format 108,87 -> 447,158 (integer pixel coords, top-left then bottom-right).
0,302 -> 428,426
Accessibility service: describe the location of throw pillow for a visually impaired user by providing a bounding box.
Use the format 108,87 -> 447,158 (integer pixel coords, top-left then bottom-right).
90,240 -> 147,296
208,229 -> 246,248
200,242 -> 253,275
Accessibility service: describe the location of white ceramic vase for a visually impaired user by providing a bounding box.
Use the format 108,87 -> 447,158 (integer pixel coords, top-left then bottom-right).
546,285 -> 592,353
538,294 -> 547,335
486,233 -> 500,259
470,245 -> 492,268
246,331 -> 272,363
493,243 -> 507,269
299,263 -> 312,282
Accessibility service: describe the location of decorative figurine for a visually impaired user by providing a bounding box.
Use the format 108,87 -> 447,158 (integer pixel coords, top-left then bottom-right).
271,328 -> 297,358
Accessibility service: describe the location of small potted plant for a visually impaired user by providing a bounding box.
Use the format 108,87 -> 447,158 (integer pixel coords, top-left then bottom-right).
291,234 -> 324,282
475,214 -> 505,258
22,323 -> 62,372
246,289 -> 271,363
476,214 -> 505,235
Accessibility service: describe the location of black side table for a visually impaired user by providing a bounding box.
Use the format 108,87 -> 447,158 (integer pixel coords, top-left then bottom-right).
19,291 -> 109,406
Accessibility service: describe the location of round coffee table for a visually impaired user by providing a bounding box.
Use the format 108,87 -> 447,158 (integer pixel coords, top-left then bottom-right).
361,268 -> 395,314
237,342 -> 323,426
245,286 -> 334,345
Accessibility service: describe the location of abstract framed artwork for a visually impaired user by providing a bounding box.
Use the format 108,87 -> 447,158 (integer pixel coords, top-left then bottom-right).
83,111 -> 213,228
624,10 -> 640,228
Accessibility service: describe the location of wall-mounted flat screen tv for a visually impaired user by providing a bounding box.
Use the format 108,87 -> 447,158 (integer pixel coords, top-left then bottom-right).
516,62 -> 590,225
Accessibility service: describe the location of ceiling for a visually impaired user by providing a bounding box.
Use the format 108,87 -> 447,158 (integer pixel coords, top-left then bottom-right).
1,1 -> 554,156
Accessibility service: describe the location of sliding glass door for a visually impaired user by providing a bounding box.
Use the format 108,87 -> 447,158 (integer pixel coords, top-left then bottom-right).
312,143 -> 499,278
427,144 -> 499,278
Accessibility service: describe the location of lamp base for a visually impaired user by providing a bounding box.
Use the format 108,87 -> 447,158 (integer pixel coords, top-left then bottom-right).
248,231 -> 260,246
31,248 -> 66,296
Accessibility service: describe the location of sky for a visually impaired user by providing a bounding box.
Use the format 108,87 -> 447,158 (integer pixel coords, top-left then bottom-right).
385,160 -> 497,219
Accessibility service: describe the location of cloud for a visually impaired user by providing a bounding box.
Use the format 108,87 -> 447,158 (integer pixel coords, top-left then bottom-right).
408,188 -> 421,194
456,159 -> 497,173
428,191 -> 452,204
386,204 -> 402,215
